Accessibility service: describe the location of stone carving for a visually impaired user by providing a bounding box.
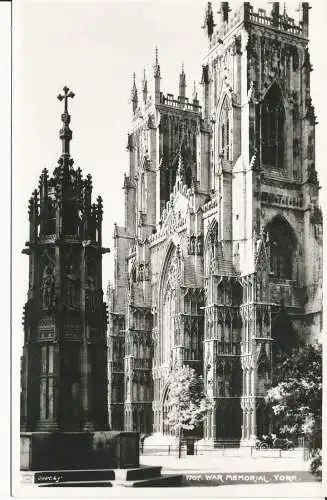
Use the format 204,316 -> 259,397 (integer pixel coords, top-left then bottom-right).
166,248 -> 182,290
147,114 -> 155,129
41,263 -> 55,309
233,35 -> 242,56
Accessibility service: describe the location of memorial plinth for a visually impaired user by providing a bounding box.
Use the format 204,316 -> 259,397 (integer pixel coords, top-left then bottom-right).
20,431 -> 139,471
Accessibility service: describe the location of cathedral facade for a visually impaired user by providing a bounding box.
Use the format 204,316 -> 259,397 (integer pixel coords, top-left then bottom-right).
107,2 -> 323,445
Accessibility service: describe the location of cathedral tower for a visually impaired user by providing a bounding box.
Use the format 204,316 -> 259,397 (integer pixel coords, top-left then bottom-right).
200,0 -> 322,445
21,87 -> 109,432
107,2 -> 322,447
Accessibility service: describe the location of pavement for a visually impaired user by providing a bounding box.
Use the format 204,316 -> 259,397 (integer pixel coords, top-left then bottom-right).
18,449 -> 325,496
139,450 -> 325,496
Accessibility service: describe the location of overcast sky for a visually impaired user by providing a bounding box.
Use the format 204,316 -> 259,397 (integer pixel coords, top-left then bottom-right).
12,0 -> 327,346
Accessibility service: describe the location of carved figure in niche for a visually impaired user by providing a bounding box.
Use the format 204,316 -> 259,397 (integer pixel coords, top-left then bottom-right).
271,43 -> 280,73
197,234 -> 203,255
41,263 -> 55,309
66,264 -> 77,309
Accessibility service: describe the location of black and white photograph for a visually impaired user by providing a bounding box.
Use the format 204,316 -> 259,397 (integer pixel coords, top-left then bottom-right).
10,0 -> 326,497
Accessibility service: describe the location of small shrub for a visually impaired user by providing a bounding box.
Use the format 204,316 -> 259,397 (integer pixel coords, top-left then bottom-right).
310,449 -> 322,480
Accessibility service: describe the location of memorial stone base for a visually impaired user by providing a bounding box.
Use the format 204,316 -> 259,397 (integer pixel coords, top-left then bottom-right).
20,431 -> 183,487
20,431 -> 139,471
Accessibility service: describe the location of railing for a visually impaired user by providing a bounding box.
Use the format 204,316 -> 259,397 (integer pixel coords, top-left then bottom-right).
210,8 -> 304,50
160,94 -> 201,113
249,11 -> 303,36
140,441 -> 303,458
140,443 -> 187,457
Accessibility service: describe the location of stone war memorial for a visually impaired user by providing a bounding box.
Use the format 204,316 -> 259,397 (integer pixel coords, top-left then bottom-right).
20,87 -> 177,486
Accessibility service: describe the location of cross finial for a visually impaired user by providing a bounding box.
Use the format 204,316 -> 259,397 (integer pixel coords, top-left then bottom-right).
57,86 -> 75,156
57,86 -> 75,116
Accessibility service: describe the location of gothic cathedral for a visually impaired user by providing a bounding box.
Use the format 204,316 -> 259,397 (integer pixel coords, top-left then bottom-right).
107,2 -> 323,445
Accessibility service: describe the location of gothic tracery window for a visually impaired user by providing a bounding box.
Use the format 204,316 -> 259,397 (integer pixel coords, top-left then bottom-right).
163,284 -> 176,364
219,96 -> 231,160
261,84 -> 285,169
161,249 -> 180,364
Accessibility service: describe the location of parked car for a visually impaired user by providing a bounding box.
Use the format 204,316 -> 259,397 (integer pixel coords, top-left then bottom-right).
256,434 -> 295,450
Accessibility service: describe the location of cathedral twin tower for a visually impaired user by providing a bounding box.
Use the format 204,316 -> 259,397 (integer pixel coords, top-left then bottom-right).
22,2 -> 323,446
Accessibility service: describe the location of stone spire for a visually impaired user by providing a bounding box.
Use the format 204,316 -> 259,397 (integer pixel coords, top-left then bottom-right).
153,47 -> 161,103
219,2 -> 230,23
176,147 -> 185,184
142,68 -> 148,103
131,72 -> 138,113
270,2 -> 280,27
192,80 -> 199,106
302,2 -> 310,37
179,63 -> 186,99
153,46 -> 161,78
176,138 -> 187,186
202,2 -> 216,40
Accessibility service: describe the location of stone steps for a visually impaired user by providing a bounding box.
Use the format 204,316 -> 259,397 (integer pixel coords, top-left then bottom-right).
40,474 -> 183,488
40,480 -> 113,487
29,466 -> 183,488
118,474 -> 183,487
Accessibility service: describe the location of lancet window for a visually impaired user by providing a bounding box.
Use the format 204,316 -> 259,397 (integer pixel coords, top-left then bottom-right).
219,96 -> 231,160
261,84 -> 285,169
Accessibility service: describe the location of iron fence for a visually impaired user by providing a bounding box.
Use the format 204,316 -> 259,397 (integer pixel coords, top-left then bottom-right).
140,440 -> 304,458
